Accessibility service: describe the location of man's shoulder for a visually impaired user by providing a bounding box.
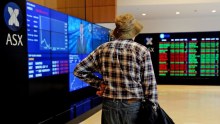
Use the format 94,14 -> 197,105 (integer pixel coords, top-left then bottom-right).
130,41 -> 148,50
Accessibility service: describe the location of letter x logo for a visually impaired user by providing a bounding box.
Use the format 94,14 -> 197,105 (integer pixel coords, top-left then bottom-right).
146,37 -> 153,45
4,2 -> 22,31
8,7 -> 19,27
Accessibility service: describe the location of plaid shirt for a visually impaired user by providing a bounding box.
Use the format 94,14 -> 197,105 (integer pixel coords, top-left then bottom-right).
74,40 -> 158,102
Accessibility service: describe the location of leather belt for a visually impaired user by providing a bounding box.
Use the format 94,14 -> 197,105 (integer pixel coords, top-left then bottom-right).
103,97 -> 141,104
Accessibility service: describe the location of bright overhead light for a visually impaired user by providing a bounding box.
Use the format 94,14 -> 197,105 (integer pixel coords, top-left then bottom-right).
142,13 -> 146,16
212,10 -> 216,13
176,11 -> 180,15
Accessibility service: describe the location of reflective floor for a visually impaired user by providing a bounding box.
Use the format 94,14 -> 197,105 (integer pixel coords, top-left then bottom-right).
79,85 -> 220,124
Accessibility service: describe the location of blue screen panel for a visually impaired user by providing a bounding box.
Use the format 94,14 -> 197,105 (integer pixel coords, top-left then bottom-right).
82,20 -> 93,54
69,73 -> 83,92
28,54 -> 51,78
92,24 -> 110,50
51,54 -> 69,75
28,29 -> 51,53
69,54 -> 88,92
68,16 -> 82,54
50,10 -> 68,53
51,32 -> 68,53
68,16 -> 82,34
69,54 -> 90,92
26,2 -> 50,30
50,9 -> 68,33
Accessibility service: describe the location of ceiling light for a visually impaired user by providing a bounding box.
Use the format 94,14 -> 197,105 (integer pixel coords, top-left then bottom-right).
176,11 -> 180,15
212,10 -> 216,13
142,13 -> 146,16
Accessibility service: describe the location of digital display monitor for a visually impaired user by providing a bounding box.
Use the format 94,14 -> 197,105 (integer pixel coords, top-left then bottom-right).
135,31 -> 220,80
69,54 -> 89,92
92,24 -> 110,50
68,16 -> 82,54
28,54 -> 51,78
27,2 -> 110,87
82,20 -> 93,54
27,2 -> 51,53
158,32 -> 219,77
26,2 -> 50,30
27,2 -> 70,78
50,10 -> 68,53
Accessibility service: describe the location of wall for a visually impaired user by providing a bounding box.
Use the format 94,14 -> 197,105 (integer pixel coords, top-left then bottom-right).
139,16 -> 220,33
28,0 -> 116,22
98,16 -> 220,33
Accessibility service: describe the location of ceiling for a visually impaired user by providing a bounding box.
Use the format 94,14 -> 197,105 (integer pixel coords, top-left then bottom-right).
117,0 -> 220,20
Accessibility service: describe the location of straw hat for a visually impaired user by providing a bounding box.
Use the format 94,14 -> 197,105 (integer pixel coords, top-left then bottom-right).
111,13 -> 143,40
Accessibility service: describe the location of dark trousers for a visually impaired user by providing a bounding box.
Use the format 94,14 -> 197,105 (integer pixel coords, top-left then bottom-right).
101,98 -> 141,124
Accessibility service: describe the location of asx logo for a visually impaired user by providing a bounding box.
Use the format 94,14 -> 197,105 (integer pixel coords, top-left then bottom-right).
146,37 -> 153,45
4,2 -> 23,31
8,7 -> 19,27
4,2 -> 24,46
145,37 -> 154,52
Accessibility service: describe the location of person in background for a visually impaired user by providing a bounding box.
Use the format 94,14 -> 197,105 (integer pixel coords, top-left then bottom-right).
73,13 -> 158,124
77,23 -> 86,53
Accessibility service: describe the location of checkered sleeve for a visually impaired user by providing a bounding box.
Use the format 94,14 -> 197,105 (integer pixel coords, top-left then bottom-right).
142,51 -> 158,103
73,49 -> 104,89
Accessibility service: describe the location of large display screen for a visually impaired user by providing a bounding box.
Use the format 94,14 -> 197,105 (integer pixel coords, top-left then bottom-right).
158,32 -> 219,77
69,54 -> 89,92
92,24 -> 110,50
135,31 -> 220,84
27,2 -> 70,78
27,1 -> 109,123
27,2 -> 110,88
